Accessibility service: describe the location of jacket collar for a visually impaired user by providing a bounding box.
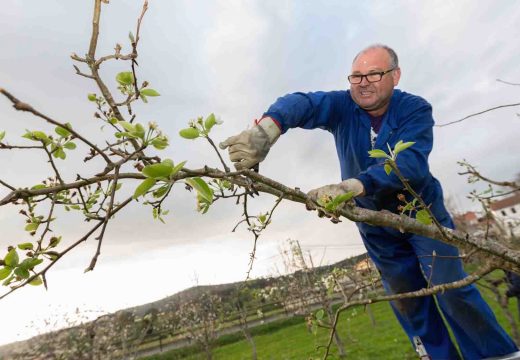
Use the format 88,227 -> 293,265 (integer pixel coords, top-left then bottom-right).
352,89 -> 402,130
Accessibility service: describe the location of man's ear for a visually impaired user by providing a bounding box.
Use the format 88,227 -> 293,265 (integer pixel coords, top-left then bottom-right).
393,67 -> 401,86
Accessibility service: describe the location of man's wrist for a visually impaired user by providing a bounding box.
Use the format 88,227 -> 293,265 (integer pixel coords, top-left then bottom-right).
339,178 -> 365,197
256,117 -> 281,144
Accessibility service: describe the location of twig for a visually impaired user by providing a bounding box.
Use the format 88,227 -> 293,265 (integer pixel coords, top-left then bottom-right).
497,79 -> 520,86
85,166 -> 120,272
42,142 -> 64,185
0,196 -> 133,300
88,0 -> 102,60
389,160 -> 449,240
321,261 -> 495,359
206,136 -> 230,173
0,88 -> 113,165
437,102 -> 520,127
0,179 -> 16,191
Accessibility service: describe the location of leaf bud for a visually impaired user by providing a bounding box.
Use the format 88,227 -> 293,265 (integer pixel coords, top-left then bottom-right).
397,193 -> 406,202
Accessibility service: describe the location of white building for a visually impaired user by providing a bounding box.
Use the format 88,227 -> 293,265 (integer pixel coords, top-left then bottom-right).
490,193 -> 520,236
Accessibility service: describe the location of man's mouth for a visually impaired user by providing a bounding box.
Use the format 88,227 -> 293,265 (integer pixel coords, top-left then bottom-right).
359,90 -> 373,97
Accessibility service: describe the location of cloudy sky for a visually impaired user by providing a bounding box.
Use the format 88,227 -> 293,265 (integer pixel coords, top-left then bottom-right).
1,0 -> 520,346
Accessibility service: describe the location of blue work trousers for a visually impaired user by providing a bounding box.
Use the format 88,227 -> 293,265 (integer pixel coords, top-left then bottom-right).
358,219 -> 518,359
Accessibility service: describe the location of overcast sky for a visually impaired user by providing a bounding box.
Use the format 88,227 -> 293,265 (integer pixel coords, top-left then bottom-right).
1,0 -> 520,346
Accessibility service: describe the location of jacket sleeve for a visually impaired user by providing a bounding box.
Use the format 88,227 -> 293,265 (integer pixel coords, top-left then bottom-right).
263,91 -> 346,133
356,98 -> 434,196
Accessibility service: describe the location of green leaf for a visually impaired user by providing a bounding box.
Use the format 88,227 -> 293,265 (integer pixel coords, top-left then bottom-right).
133,178 -> 157,199
116,71 -> 134,85
20,258 -> 43,270
142,161 -> 174,179
170,160 -> 186,178
204,113 -> 217,132
31,184 -> 46,190
52,146 -> 66,159
49,236 -> 61,248
109,117 -> 118,125
331,191 -> 355,209
87,93 -> 97,102
316,309 -> 325,321
118,121 -> 135,133
368,149 -> 390,159
0,131 -> 5,141
394,141 -> 415,156
384,163 -> 392,175
14,267 -> 30,279
0,267 -> 12,281
63,141 -> 76,150
23,130 -> 50,144
186,177 -> 213,203
179,128 -> 200,140
134,123 -> 145,140
25,222 -> 40,232
151,137 -> 169,150
416,209 -> 432,225
153,184 -> 171,198
17,243 -> 34,251
29,276 -> 43,286
140,94 -> 148,103
4,249 -> 19,267
129,31 -> 135,43
2,275 -> 15,286
258,213 -> 267,224
140,88 -> 160,97
55,126 -> 71,138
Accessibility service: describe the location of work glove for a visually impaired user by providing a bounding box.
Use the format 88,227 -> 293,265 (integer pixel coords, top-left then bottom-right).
219,117 -> 281,170
306,179 -> 364,221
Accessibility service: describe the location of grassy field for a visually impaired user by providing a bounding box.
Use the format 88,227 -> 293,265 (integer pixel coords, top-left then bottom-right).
142,271 -> 520,360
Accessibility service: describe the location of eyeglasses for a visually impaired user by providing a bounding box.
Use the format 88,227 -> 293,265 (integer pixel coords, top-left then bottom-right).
347,68 -> 395,84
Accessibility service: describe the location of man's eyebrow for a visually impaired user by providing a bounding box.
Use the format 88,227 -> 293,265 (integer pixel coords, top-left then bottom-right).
350,68 -> 384,75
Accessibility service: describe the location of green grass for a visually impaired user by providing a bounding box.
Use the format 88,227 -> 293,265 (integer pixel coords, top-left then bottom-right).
142,270 -> 520,360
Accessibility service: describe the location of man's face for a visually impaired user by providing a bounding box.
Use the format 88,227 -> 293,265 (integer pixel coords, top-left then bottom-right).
350,48 -> 401,116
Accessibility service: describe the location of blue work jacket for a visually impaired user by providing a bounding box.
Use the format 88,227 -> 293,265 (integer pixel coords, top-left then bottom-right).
264,89 -> 451,225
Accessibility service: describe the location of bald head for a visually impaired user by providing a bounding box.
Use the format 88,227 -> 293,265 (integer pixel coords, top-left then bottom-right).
353,44 -> 399,69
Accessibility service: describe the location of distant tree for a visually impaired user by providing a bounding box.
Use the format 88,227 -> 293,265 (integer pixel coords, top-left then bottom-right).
177,292 -> 222,360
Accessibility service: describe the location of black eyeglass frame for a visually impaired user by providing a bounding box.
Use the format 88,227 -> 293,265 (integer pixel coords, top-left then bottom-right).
347,68 -> 396,84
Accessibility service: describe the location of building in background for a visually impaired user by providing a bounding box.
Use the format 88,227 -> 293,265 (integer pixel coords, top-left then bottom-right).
490,193 -> 520,236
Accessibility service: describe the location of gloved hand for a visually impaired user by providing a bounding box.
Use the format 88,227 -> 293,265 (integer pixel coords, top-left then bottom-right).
306,178 -> 365,212
219,117 -> 281,170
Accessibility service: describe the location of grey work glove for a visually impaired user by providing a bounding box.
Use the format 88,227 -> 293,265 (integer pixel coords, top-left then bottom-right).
306,179 -> 365,222
219,117 -> 281,170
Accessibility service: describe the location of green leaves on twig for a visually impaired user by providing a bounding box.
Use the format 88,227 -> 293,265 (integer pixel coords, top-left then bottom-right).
114,71 -> 160,103
20,123 -> 76,160
319,191 -> 356,212
133,159 -> 186,199
185,177 -> 214,214
179,113 -> 222,140
369,140 -> 432,226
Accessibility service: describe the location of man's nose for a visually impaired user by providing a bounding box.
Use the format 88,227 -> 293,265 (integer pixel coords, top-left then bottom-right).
359,75 -> 370,86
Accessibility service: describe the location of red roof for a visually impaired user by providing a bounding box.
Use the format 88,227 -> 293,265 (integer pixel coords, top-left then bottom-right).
490,193 -> 520,211
462,211 -> 478,221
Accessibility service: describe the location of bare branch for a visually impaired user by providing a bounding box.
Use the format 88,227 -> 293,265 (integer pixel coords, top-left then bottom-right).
322,261 -> 495,359
437,102 -> 520,127
85,166 -> 121,272
497,79 -> 520,86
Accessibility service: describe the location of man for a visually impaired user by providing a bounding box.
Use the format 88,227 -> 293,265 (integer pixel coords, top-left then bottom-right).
220,44 -> 520,359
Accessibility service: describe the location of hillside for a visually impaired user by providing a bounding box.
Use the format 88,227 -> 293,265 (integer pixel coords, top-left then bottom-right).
0,253 -> 368,358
